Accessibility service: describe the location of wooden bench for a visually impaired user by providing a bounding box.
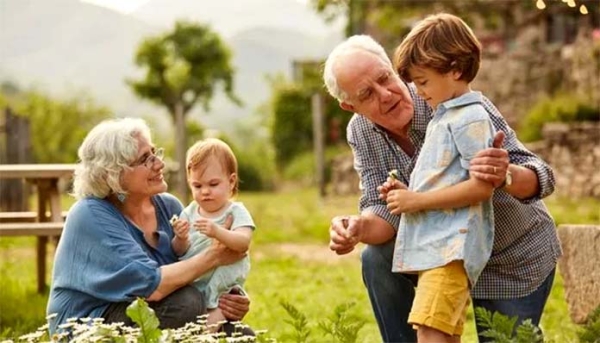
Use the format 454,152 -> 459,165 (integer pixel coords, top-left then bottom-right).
0,222 -> 64,236
0,211 -> 69,223
0,221 -> 65,293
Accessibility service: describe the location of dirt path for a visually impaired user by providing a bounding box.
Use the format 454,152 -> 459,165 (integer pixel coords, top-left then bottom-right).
252,243 -> 361,264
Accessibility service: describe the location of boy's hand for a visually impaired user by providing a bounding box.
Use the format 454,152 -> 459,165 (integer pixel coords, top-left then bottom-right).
172,219 -> 190,239
386,185 -> 420,214
378,176 -> 406,202
194,218 -> 220,238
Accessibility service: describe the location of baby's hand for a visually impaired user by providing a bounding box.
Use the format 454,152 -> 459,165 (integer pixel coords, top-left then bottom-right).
194,218 -> 219,238
172,218 -> 190,239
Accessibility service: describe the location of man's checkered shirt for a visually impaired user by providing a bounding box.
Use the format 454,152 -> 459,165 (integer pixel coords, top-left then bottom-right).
347,84 -> 562,299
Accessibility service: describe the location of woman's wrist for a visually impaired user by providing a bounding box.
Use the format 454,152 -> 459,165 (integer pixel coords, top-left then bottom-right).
200,246 -> 221,269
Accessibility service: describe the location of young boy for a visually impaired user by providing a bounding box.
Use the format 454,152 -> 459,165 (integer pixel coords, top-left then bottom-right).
384,13 -> 496,343
170,138 -> 255,332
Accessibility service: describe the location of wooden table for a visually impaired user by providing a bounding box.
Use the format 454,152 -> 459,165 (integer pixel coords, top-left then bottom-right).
0,164 -> 76,293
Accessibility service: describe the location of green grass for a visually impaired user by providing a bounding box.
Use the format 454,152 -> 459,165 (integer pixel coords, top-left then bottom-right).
0,189 -> 597,341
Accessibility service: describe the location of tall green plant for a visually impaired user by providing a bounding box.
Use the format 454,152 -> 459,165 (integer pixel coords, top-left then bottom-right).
280,301 -> 311,343
280,301 -> 366,343
318,302 -> 366,343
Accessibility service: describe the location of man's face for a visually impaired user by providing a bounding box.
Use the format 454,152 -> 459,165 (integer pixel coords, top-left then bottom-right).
335,50 -> 414,137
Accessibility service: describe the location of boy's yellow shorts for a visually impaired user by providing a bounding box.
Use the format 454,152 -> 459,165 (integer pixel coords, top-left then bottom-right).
409,260 -> 471,336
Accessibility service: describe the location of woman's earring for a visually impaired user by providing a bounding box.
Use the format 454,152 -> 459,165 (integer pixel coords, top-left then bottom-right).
116,193 -> 127,203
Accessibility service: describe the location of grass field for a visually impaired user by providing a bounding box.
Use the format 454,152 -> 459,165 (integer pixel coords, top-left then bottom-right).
0,189 -> 598,342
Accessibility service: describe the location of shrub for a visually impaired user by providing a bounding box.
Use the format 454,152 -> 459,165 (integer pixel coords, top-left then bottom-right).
282,145 -> 351,186
518,93 -> 599,142
578,305 -> 600,343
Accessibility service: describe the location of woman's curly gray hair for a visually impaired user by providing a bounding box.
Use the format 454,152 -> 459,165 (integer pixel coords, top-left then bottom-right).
72,117 -> 151,200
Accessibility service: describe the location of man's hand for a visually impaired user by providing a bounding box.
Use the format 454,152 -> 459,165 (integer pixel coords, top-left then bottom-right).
219,289 -> 250,320
329,215 -> 363,255
470,131 -> 509,188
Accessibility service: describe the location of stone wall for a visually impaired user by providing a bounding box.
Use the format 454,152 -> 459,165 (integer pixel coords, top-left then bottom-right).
330,122 -> 600,199
526,122 -> 600,199
473,28 -> 600,129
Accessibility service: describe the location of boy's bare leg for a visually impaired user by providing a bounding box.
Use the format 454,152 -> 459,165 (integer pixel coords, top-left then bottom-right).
450,335 -> 461,343
206,308 -> 227,333
417,325 -> 454,343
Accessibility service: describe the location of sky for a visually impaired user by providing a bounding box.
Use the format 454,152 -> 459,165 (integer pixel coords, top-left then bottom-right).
80,0 -> 309,14
80,0 -> 150,14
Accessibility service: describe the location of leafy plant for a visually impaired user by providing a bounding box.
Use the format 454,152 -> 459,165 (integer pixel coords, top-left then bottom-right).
280,301 -> 366,343
475,307 -> 543,343
280,301 -> 311,343
578,305 -> 600,343
318,302 -> 366,343
126,298 -> 162,343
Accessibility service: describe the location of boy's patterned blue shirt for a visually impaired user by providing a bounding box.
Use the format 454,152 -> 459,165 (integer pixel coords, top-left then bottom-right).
347,84 -> 562,299
392,91 -> 495,286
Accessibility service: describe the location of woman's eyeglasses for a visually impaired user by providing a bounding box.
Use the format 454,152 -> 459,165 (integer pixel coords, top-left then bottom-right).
132,147 -> 164,169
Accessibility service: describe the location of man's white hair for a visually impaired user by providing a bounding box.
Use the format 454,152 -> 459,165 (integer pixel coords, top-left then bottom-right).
323,35 -> 393,102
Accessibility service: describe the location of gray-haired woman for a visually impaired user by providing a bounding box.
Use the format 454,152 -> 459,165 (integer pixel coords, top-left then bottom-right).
47,117 -> 250,335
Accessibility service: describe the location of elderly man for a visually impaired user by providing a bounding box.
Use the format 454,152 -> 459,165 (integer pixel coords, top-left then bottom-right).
323,35 -> 561,343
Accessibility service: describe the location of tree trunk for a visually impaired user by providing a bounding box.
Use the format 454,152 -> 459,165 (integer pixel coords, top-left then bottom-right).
174,102 -> 188,202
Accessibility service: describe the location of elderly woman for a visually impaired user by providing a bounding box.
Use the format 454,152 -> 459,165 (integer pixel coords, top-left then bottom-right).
47,117 -> 250,334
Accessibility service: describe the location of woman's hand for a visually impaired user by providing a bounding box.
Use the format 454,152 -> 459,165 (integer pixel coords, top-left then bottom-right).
206,239 -> 246,267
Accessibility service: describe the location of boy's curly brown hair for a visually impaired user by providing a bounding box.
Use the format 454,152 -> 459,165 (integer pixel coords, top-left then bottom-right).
393,13 -> 481,83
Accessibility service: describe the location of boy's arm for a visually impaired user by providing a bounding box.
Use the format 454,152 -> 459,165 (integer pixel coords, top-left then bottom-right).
386,177 -> 494,214
212,226 -> 253,252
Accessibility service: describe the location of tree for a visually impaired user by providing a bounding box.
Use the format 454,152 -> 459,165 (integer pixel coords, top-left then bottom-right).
128,20 -> 240,200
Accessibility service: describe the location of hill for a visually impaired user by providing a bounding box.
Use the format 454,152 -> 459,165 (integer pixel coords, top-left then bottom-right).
0,0 -> 343,134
